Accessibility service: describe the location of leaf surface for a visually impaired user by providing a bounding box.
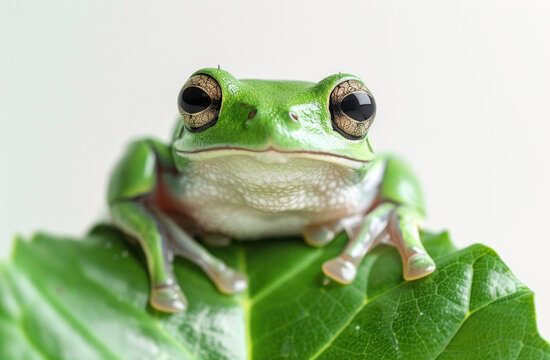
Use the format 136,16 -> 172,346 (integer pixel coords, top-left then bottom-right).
0,225 -> 548,360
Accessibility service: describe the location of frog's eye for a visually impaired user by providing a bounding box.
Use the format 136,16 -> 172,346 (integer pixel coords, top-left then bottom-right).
178,74 -> 222,132
329,80 -> 376,140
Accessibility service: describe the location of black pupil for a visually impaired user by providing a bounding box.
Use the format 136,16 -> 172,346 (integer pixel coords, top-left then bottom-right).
180,87 -> 211,113
340,92 -> 375,121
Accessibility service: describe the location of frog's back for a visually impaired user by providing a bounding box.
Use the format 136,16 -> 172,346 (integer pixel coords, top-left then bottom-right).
378,154 -> 426,217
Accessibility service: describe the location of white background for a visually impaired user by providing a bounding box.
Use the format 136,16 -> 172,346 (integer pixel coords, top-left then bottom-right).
2,0 -> 549,340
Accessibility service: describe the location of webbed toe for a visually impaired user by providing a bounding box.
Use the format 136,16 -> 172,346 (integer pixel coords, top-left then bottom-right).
403,253 -> 436,280
206,264 -> 248,294
322,257 -> 357,284
304,226 -> 335,248
151,284 -> 188,313
203,234 -> 232,247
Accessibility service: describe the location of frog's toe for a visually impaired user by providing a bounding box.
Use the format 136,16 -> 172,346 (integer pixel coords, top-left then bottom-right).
203,234 -> 232,247
207,264 -> 248,294
403,253 -> 436,280
304,226 -> 335,248
322,257 -> 357,284
151,284 -> 188,313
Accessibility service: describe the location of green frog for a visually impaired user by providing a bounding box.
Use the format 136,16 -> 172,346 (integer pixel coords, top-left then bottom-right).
107,68 -> 436,313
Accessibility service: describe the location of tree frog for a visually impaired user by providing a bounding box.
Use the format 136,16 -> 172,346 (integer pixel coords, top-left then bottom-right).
107,68 -> 436,313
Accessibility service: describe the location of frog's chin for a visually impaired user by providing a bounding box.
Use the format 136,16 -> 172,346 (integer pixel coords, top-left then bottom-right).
175,147 -> 369,170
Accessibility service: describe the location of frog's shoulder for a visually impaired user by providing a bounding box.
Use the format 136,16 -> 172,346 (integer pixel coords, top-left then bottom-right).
376,154 -> 426,216
107,137 -> 173,204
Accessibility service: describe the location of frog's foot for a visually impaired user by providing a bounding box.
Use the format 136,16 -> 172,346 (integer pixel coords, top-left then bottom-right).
322,203 -> 395,284
203,234 -> 232,247
154,210 -> 249,294
151,283 -> 188,313
388,206 -> 436,281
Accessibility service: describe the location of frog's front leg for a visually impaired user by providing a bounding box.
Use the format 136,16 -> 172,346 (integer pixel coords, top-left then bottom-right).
322,203 -> 394,283
322,156 -> 436,284
388,206 -> 436,280
110,200 -> 187,312
108,138 -> 246,313
322,203 -> 435,284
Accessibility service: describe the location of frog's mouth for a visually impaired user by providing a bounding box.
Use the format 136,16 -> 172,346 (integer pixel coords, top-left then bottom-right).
175,146 -> 369,169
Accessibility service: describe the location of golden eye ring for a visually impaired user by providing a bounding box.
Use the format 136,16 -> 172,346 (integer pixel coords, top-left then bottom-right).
329,79 -> 376,140
177,74 -> 222,132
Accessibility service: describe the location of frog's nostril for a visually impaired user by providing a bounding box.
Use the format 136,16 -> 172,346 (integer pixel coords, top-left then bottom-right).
289,112 -> 299,122
248,110 -> 257,119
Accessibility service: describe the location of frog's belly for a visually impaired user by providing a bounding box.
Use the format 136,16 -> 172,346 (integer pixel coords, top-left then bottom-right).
170,178 -> 379,240
183,201 -> 370,240
166,154 -> 384,239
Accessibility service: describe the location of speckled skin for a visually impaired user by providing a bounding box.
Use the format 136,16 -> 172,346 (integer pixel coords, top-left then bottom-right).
107,68 -> 436,313
166,153 -> 380,239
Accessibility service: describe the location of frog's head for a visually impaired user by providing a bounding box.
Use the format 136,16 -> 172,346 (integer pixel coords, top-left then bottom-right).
171,68 -> 376,173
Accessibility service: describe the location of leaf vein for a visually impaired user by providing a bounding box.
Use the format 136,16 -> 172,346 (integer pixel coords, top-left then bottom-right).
237,247 -> 252,360
249,248 -> 324,306
433,289 -> 532,358
310,278 -> 410,359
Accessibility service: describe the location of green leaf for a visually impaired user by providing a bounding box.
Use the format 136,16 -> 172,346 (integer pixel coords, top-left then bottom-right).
0,225 -> 548,360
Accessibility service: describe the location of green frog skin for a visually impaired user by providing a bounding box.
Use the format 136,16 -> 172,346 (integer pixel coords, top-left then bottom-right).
107,68 -> 436,313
